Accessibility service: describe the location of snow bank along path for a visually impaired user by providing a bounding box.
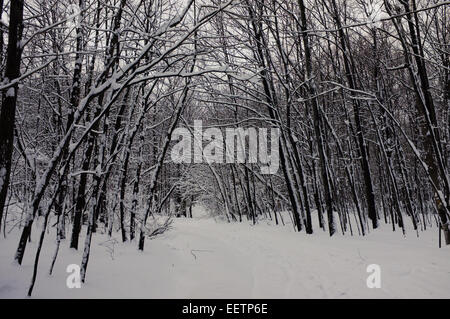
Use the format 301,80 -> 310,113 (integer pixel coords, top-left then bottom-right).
0,206 -> 449,298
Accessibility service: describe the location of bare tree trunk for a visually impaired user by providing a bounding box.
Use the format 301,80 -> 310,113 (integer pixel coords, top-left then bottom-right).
70,2 -> 101,249
0,0 -> 24,232
298,0 -> 333,235
330,0 -> 378,229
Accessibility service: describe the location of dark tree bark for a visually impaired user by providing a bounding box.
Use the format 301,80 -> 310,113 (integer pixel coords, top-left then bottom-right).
329,0 -> 378,229
0,0 -> 25,233
298,0 -> 333,235
70,1 -> 101,249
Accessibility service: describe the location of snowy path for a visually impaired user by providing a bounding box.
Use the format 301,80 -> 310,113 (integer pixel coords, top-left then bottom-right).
165,218 -> 450,298
1,209 -> 450,298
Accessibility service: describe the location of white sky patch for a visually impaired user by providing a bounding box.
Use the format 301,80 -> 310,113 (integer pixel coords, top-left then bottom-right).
367,1 -> 389,28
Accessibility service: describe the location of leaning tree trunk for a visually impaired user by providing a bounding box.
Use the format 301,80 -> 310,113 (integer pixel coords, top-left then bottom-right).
384,0 -> 450,244
403,0 -> 449,244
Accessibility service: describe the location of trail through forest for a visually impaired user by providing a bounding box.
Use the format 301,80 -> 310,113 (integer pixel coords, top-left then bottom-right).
1,206 -> 449,298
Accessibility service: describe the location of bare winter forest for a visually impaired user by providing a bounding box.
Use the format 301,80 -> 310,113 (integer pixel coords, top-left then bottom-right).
0,0 -> 449,298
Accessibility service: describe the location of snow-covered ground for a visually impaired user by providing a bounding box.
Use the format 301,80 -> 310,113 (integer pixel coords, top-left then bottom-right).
1,206 -> 449,298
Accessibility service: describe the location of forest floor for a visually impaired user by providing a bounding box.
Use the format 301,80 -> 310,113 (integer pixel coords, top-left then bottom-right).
1,206 -> 449,298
